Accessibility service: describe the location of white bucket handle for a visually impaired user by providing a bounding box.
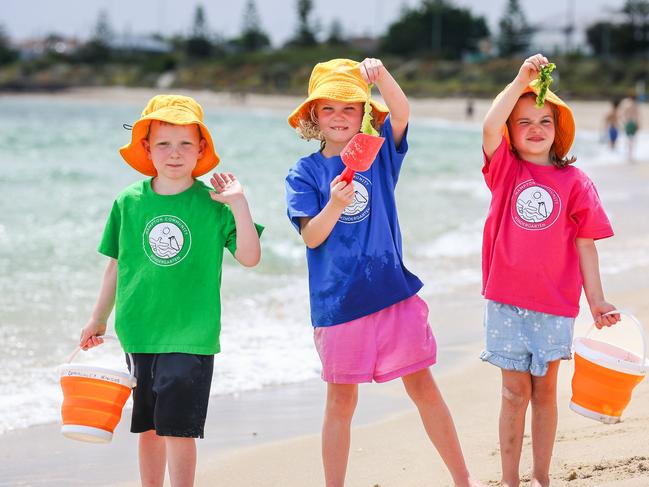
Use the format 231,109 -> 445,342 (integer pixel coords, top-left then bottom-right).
66,335 -> 135,382
585,309 -> 647,372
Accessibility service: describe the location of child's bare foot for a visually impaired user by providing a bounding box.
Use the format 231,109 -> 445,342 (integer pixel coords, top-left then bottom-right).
456,478 -> 487,487
530,478 -> 549,487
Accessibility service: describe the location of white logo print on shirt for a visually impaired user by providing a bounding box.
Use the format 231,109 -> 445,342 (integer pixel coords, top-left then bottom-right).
511,180 -> 561,231
339,173 -> 371,224
143,215 -> 192,266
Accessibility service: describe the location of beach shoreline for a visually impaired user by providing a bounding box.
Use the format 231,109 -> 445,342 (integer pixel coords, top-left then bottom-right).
0,303 -> 485,486
5,86 -> 649,134
1,90 -> 647,486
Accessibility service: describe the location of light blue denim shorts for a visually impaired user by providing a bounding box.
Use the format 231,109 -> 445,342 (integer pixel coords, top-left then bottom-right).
480,300 -> 575,377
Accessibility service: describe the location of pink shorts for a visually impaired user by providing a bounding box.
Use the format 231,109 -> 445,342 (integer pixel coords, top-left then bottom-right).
314,295 -> 437,384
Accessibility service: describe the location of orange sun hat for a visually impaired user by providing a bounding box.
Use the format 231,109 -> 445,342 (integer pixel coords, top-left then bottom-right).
119,94 -> 220,177
288,58 -> 389,129
497,79 -> 575,160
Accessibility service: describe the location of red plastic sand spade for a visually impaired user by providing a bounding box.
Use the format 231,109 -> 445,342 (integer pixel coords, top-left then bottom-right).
339,82 -> 385,184
340,133 -> 385,183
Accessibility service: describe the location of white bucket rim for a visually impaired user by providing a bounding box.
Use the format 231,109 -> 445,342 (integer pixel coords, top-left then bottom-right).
58,363 -> 137,388
574,337 -> 648,376
569,401 -> 621,424
573,309 -> 648,376
61,424 -> 113,443
59,335 -> 136,388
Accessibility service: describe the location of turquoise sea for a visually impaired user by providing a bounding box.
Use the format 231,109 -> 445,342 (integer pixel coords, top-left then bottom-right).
0,94 -> 613,434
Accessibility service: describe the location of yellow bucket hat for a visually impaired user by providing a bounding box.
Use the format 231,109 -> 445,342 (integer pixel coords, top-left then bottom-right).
119,94 -> 220,177
498,79 -> 575,160
288,58 -> 389,129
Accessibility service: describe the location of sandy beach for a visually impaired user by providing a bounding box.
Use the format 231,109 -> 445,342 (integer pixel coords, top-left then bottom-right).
194,296 -> 649,487
194,144 -> 649,487
1,89 -> 648,486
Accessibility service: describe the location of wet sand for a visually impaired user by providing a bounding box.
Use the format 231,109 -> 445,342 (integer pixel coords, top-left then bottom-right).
1,90 -> 647,486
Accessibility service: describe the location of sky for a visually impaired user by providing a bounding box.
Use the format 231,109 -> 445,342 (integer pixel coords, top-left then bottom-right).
2,0 -> 628,48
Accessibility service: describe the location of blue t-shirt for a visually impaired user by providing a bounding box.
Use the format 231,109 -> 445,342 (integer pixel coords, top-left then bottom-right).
285,117 -> 423,327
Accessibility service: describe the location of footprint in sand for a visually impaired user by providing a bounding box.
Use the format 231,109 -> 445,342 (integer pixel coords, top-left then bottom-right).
556,418 -> 639,443
558,455 -> 649,484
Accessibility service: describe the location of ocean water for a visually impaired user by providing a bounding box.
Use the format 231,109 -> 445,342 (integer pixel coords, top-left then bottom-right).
0,95 -> 621,434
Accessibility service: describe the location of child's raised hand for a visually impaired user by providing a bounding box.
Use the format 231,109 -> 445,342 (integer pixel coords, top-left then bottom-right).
516,53 -> 550,86
210,172 -> 244,205
329,175 -> 355,210
590,301 -> 621,329
359,58 -> 385,85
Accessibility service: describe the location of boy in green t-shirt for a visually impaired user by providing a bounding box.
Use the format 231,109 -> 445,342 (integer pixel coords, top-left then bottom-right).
80,94 -> 262,486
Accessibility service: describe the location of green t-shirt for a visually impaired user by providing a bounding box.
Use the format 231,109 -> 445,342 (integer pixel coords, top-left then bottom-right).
99,178 -> 263,354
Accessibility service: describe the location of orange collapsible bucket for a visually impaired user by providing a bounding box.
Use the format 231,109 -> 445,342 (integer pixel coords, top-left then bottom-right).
58,335 -> 136,443
570,311 -> 648,424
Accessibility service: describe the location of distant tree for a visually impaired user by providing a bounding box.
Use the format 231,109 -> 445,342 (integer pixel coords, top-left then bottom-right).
586,0 -> 649,57
193,5 -> 208,38
623,0 -> 649,49
497,0 -> 532,56
381,0 -> 489,59
43,34 -> 68,58
0,24 -> 18,65
237,0 -> 271,51
623,0 -> 649,24
586,22 -> 630,57
76,10 -> 113,63
326,19 -> 345,45
288,0 -> 317,47
93,10 -> 114,45
186,4 -> 213,58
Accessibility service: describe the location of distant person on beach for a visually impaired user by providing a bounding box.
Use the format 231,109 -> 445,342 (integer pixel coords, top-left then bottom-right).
80,95 -> 262,487
603,99 -> 620,150
481,54 -> 620,487
285,58 -> 485,487
620,94 -> 641,162
466,98 -> 475,119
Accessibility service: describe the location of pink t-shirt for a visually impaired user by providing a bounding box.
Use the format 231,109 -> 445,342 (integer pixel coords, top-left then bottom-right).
481,138 -> 613,317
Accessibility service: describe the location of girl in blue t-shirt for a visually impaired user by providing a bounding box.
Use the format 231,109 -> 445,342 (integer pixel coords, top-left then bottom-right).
285,58 -> 484,487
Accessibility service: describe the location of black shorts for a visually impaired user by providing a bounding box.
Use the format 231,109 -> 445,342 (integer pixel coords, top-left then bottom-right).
127,353 -> 214,438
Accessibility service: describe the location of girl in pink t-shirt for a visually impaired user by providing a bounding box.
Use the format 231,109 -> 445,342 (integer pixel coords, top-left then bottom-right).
481,54 -> 620,487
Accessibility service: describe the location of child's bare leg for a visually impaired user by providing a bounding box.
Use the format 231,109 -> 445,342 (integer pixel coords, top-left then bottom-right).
499,370 -> 532,487
166,436 -> 196,487
530,361 -> 560,487
402,368 -> 484,487
322,383 -> 358,487
139,430 -> 166,487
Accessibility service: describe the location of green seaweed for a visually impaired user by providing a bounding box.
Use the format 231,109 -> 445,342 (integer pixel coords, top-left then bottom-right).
361,83 -> 379,136
535,63 -> 556,108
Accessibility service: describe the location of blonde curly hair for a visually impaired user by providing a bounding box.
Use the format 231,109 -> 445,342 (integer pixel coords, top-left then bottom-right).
294,104 -> 324,142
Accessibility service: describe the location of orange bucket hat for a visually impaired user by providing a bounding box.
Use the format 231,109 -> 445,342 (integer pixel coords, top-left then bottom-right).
288,58 -> 389,129
497,79 -> 575,160
119,94 -> 220,177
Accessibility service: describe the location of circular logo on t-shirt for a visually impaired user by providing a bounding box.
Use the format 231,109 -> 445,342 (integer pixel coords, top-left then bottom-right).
511,180 -> 561,230
340,174 -> 371,224
143,215 -> 191,266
